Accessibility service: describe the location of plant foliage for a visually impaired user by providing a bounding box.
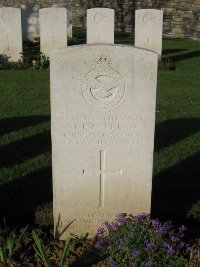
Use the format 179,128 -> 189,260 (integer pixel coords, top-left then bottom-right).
95,213 -> 192,267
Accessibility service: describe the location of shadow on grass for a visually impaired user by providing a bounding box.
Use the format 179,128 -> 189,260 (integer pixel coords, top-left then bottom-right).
0,115 -> 50,136
0,167 -> 52,225
171,50 -> 200,62
0,116 -> 52,225
162,48 -> 187,55
152,118 -> 200,223
0,130 -> 51,168
154,118 -> 200,152
151,151 -> 200,223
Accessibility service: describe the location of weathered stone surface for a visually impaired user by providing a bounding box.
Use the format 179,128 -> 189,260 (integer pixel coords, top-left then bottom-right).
50,44 -> 158,238
87,8 -> 114,44
52,3 -> 73,39
0,7 -> 22,61
21,3 -> 40,41
135,9 -> 163,56
39,8 -> 67,57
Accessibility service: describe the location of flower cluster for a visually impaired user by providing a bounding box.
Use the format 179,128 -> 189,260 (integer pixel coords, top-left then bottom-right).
94,213 -> 191,267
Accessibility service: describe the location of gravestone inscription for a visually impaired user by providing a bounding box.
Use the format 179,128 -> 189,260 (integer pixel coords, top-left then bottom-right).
87,8 -> 114,44
0,7 -> 22,61
135,9 -> 163,56
39,8 -> 67,57
50,44 -> 158,238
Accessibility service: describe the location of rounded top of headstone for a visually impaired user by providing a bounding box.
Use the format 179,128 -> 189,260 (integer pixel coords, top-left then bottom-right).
136,9 -> 163,14
39,7 -> 67,13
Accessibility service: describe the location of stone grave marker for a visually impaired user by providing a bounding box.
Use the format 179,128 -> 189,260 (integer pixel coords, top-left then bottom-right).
135,9 -> 163,56
21,3 -> 40,42
50,44 -> 158,238
52,3 -> 73,39
0,7 -> 22,61
39,8 -> 67,57
87,8 -> 114,44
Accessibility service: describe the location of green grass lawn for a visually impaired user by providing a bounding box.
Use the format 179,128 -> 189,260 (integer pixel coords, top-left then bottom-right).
0,30 -> 200,226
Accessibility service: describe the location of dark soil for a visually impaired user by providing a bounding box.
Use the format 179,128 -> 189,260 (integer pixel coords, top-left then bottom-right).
0,225 -> 110,267
0,224 -> 199,267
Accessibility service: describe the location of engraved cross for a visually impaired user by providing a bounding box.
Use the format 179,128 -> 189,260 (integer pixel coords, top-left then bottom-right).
83,150 -> 122,208
47,26 -> 59,47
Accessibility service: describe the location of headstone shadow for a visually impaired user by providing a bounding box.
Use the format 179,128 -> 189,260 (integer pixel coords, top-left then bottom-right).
0,115 -> 52,225
172,50 -> 200,62
0,167 -> 52,225
154,118 -> 200,151
152,118 -> 200,223
0,115 -> 49,136
162,48 -> 187,55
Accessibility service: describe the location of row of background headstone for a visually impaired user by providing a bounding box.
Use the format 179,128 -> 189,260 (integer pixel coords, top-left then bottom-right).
0,6 -> 163,61
21,3 -> 72,41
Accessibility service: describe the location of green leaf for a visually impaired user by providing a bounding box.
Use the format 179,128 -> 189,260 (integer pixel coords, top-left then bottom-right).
17,224 -> 28,243
60,237 -> 71,267
6,238 -> 14,257
32,231 -> 53,267
0,247 -> 5,263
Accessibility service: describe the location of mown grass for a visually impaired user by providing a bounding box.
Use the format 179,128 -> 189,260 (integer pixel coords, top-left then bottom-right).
0,29 -> 200,226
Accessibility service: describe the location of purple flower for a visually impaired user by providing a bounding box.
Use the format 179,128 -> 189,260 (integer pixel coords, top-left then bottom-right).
146,260 -> 153,267
132,214 -> 149,222
116,213 -> 127,223
156,226 -> 165,235
111,259 -> 117,267
179,225 -> 187,232
170,235 -> 179,242
151,219 -> 160,228
94,241 -> 103,250
178,241 -> 185,249
132,250 -> 140,259
117,239 -> 125,250
106,222 -> 118,230
97,227 -> 106,236
162,221 -> 172,231
186,244 -> 192,252
167,247 -> 175,255
163,242 -> 169,248
145,240 -> 154,252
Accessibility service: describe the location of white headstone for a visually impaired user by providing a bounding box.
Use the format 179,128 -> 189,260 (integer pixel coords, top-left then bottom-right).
135,9 -> 163,56
21,4 -> 40,42
50,44 -> 158,238
87,8 -> 114,44
0,7 -> 22,61
39,8 -> 67,57
52,3 -> 73,39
